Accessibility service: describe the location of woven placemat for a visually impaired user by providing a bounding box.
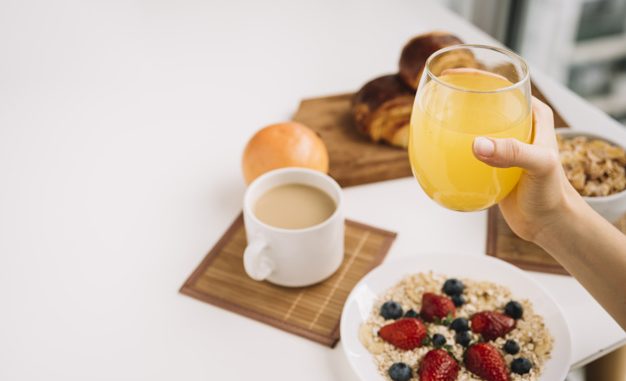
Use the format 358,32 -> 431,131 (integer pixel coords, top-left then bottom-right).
180,213 -> 396,347
487,207 -> 626,275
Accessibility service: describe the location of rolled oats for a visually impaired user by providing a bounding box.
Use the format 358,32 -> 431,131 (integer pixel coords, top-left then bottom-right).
558,135 -> 626,197
360,272 -> 553,381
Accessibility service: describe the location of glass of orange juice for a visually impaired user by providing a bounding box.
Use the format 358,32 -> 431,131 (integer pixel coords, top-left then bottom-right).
409,44 -> 532,212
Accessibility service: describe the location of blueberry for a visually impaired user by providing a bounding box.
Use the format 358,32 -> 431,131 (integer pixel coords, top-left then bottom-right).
442,278 -> 465,296
503,339 -> 520,355
450,317 -> 470,332
511,357 -> 532,375
432,333 -> 446,348
388,362 -> 412,381
380,301 -> 403,320
404,309 -> 419,318
455,330 -> 471,347
504,301 -> 524,319
451,294 -> 465,307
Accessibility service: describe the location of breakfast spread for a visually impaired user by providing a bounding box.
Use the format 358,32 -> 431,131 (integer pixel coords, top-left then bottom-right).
351,32 -> 471,148
241,122 -> 329,184
359,272 -> 552,381
558,134 -> 626,197
236,32 -> 568,378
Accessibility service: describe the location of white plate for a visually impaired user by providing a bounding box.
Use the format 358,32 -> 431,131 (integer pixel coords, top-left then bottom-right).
340,253 -> 571,381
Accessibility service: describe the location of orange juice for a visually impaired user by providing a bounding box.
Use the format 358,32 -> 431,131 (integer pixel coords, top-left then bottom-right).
409,71 -> 532,211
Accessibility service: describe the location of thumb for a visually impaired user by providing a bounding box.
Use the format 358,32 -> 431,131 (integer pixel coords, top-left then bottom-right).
473,136 -> 558,176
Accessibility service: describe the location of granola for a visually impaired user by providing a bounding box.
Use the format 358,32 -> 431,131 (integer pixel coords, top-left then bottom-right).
360,272 -> 553,380
558,135 -> 626,197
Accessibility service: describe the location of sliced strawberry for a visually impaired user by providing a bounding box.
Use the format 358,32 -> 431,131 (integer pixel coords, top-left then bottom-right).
471,311 -> 515,341
378,317 -> 427,350
420,292 -> 456,322
418,349 -> 460,381
464,343 -> 510,381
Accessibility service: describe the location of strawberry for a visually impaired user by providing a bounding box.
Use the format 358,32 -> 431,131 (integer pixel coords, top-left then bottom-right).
471,311 -> 515,341
420,292 -> 456,322
418,349 -> 459,381
464,343 -> 510,381
378,317 -> 427,350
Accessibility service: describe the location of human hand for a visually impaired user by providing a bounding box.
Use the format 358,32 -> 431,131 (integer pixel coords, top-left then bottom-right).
472,87 -> 626,331
472,97 -> 583,242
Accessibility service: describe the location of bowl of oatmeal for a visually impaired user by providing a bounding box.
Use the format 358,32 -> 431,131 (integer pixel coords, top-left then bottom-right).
340,253 -> 571,381
557,130 -> 626,223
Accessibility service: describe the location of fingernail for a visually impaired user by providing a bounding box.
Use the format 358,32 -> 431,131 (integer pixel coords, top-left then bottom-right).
474,137 -> 495,157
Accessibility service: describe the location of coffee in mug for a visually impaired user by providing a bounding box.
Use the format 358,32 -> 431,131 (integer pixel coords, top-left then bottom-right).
242,167 -> 344,287
253,183 -> 336,229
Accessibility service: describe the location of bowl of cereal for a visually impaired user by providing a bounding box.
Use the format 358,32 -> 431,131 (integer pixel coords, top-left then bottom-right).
340,253 -> 571,381
557,130 -> 626,223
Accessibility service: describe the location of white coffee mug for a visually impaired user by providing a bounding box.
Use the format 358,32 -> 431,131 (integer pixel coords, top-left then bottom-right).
243,167 -> 344,287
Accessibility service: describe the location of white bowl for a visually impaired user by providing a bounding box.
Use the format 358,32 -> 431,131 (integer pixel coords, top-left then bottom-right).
557,129 -> 626,223
341,254 -> 571,381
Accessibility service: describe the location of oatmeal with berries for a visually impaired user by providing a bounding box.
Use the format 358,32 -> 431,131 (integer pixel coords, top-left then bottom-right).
359,272 -> 553,381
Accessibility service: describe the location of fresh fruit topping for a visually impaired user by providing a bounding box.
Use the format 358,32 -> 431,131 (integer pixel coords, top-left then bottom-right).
464,343 -> 510,381
511,357 -> 533,375
442,278 -> 465,296
451,294 -> 466,307
418,349 -> 460,381
378,318 -> 427,350
404,309 -> 419,319
450,317 -> 470,332
431,333 -> 446,348
471,311 -> 515,341
380,301 -> 404,320
388,362 -> 413,381
504,301 -> 524,320
420,292 -> 456,322
503,339 -> 520,355
455,330 -> 472,347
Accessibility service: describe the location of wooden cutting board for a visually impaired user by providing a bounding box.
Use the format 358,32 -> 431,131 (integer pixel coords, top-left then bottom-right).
293,93 -> 410,187
487,207 -> 626,275
292,84 -> 569,187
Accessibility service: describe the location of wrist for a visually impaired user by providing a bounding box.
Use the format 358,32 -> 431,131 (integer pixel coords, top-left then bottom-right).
532,187 -> 588,250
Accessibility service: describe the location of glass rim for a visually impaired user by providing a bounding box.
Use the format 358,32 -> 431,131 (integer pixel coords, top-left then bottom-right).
424,44 -> 530,94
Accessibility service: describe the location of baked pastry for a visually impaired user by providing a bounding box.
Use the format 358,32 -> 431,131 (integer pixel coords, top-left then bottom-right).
399,31 -> 476,89
352,74 -> 414,148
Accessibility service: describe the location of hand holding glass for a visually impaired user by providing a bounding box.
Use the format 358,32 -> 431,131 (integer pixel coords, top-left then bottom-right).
409,45 -> 532,211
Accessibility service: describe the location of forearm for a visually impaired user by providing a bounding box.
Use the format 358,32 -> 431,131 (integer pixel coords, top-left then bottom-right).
535,196 -> 626,330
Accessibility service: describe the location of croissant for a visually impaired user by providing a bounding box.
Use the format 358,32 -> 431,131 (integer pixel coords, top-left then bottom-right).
399,31 -> 475,89
352,74 -> 414,148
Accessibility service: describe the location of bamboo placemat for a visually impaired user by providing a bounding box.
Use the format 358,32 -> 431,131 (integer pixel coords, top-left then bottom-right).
486,207 -> 626,275
180,213 -> 396,347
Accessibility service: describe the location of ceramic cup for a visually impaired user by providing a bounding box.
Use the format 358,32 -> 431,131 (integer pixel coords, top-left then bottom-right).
242,167 -> 344,287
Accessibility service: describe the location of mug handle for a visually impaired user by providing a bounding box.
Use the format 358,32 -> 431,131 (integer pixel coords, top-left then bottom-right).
243,238 -> 274,281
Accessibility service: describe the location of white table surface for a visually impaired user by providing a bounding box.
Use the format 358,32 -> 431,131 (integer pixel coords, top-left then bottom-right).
1,0 -> 625,380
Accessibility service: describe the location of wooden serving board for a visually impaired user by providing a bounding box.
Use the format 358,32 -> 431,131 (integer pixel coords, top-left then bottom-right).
180,214 -> 396,347
293,93 -> 410,187
292,84 -> 569,188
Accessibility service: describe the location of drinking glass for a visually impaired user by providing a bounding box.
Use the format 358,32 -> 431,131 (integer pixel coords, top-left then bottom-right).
409,44 -> 532,211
